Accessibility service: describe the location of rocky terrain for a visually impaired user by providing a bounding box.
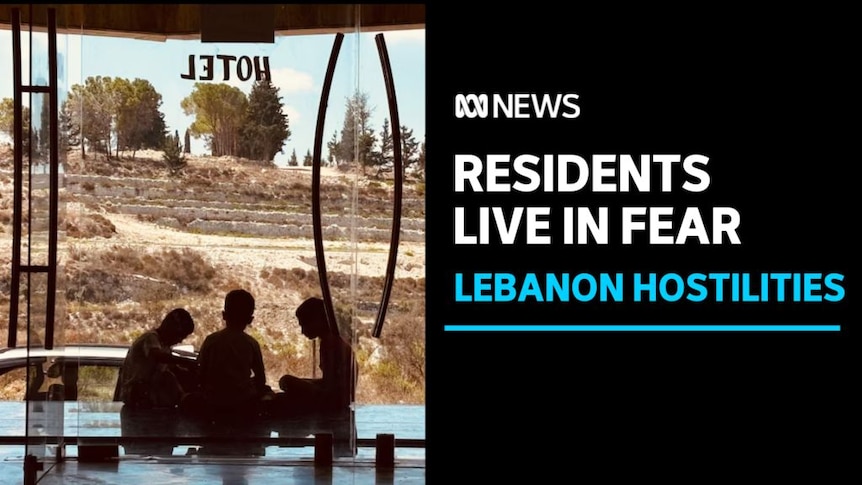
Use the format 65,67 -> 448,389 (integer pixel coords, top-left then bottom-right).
1,147 -> 426,404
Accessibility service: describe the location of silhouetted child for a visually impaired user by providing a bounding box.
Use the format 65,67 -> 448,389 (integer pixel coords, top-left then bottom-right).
120,308 -> 196,409
276,297 -> 357,414
197,289 -> 272,417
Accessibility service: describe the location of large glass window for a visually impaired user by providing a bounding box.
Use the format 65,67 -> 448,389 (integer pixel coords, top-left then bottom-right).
2,4 -> 425,478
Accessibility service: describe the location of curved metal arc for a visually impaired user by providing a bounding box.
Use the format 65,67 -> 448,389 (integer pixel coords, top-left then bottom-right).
372,33 -> 403,339
312,33 -> 344,337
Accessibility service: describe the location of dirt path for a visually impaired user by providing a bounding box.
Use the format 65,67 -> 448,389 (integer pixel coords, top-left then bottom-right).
87,212 -> 426,281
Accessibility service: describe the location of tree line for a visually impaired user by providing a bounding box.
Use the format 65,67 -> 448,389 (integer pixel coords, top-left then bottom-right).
1,76 -> 425,178
325,91 -> 425,178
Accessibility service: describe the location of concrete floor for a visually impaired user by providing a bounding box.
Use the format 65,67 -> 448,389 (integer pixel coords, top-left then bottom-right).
1,402 -> 425,483
2,456 -> 426,484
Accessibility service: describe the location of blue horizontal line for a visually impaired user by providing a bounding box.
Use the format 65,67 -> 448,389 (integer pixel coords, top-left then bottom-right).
444,325 -> 841,332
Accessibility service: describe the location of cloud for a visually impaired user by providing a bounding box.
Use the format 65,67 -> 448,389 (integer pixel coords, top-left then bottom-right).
64,35 -> 83,87
224,66 -> 314,95
283,105 -> 300,126
270,67 -> 314,93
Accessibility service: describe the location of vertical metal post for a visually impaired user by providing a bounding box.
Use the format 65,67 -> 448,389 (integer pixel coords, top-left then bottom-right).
7,7 -> 60,349
45,8 -> 59,350
8,8 -> 23,348
11,8 -> 62,482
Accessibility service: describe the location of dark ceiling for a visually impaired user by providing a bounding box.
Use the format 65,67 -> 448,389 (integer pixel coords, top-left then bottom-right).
0,4 -> 426,41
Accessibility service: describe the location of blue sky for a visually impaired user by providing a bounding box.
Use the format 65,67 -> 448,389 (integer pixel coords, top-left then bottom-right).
0,28 -> 425,166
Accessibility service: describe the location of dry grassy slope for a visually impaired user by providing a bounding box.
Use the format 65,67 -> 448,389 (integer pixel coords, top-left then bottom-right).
64,150 -> 425,281
2,147 -> 426,403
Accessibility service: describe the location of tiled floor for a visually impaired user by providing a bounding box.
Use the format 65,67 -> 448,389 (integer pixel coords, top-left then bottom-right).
0,403 -> 425,483
2,456 -> 426,484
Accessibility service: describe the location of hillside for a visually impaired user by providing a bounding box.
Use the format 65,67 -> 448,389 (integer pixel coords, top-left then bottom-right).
0,147 -> 426,404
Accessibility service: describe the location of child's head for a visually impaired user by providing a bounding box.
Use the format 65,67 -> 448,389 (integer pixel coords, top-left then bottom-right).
296,297 -> 328,339
223,289 -> 255,330
158,308 -> 195,346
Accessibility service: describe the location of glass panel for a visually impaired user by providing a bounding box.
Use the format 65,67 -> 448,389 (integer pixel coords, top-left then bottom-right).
24,272 -> 63,470
0,16 -> 13,352
317,21 -> 361,460
17,6 -> 71,481
0,15 -> 17,465
62,4 -> 367,463
25,92 -> 50,269
22,8 -> 53,472
350,17 -> 427,462
3,5 -> 425,477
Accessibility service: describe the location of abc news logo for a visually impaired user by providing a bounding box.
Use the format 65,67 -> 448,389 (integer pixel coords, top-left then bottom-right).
454,93 -> 580,119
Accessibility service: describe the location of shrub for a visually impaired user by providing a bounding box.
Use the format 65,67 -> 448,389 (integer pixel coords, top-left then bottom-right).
65,212 -> 116,239
163,131 -> 187,175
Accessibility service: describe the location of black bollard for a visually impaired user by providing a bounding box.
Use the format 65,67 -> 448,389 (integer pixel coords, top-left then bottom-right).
376,433 -> 395,468
314,433 -> 333,467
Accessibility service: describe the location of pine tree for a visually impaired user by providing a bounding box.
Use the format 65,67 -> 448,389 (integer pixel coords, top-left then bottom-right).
418,136 -> 426,178
327,130 -> 339,166
373,117 -> 394,177
238,79 -> 290,163
337,92 -> 375,173
400,124 -> 420,178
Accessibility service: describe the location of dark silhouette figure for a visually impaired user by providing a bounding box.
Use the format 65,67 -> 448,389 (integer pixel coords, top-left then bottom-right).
197,289 -> 273,418
119,308 -> 196,409
275,297 -> 357,415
